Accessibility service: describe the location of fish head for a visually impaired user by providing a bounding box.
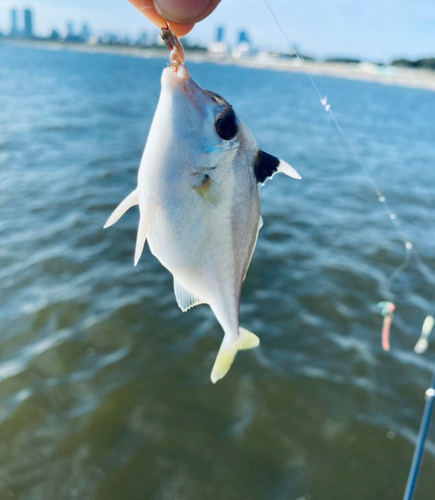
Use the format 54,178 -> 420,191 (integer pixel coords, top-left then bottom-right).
160,63 -> 251,164
155,62 -> 301,183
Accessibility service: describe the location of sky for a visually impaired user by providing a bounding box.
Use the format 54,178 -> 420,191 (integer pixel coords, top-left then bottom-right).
1,0 -> 434,62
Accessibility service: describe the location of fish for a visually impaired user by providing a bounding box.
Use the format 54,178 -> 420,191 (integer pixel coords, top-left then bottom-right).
104,28 -> 301,383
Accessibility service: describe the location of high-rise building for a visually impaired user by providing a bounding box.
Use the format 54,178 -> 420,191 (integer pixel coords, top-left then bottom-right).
10,9 -> 19,36
24,8 -> 34,38
80,24 -> 91,42
238,30 -> 250,45
232,30 -> 251,58
208,25 -> 227,55
67,21 -> 75,39
216,26 -> 225,43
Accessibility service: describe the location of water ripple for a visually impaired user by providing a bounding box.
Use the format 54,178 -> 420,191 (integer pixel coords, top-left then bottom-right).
1,45 -> 435,500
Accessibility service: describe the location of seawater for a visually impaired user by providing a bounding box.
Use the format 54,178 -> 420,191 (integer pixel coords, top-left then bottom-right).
1,44 -> 435,500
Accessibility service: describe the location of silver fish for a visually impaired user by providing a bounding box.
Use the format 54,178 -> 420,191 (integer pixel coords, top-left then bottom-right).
104,29 -> 301,383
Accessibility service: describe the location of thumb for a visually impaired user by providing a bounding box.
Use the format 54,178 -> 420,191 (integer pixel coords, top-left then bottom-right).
154,0 -> 222,25
128,0 -> 194,36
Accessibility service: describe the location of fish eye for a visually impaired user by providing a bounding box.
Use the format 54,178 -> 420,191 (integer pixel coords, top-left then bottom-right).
215,109 -> 238,141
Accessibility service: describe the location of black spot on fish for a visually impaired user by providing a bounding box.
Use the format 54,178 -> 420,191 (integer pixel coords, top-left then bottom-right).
254,150 -> 280,184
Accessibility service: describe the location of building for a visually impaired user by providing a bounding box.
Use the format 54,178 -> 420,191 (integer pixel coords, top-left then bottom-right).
232,29 -> 252,58
208,25 -> 227,56
79,24 -> 91,42
67,21 -> 75,39
216,26 -> 225,43
237,30 -> 250,45
49,29 -> 61,41
66,21 -> 84,42
10,9 -> 19,36
23,8 -> 34,38
135,32 -> 149,47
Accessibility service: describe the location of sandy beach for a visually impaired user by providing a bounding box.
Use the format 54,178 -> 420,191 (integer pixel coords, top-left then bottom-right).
228,55 -> 435,93
3,38 -> 435,92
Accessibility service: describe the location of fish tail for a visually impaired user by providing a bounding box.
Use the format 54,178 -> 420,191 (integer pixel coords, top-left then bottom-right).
210,327 -> 260,384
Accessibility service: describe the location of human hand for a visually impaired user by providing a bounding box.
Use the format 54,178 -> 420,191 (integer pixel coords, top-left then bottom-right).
128,0 -> 222,37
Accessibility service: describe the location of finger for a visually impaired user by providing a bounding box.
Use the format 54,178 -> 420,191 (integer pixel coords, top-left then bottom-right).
154,0 -> 222,24
128,0 -> 195,37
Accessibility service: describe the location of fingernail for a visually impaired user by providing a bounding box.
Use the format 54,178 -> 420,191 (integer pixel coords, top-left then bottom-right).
154,0 -> 211,24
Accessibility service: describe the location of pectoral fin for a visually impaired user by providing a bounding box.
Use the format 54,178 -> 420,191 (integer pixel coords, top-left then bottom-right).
104,189 -> 139,228
174,279 -> 206,312
211,328 -> 260,383
254,150 -> 301,184
134,198 -> 155,266
193,174 -> 223,206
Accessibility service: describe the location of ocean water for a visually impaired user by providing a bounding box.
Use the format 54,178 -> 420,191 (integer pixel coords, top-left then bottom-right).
1,43 -> 435,500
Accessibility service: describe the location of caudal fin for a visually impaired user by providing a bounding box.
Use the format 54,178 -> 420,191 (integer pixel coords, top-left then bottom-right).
210,327 -> 260,384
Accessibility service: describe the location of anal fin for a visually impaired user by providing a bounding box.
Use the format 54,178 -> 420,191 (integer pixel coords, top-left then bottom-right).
174,279 -> 206,312
243,215 -> 263,281
104,189 -> 138,228
134,198 -> 155,266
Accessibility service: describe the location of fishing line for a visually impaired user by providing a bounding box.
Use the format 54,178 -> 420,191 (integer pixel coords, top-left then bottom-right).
263,2 -> 435,496
263,0 -> 435,315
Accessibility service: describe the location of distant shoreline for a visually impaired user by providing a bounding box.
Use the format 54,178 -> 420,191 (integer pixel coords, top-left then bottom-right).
3,39 -> 435,93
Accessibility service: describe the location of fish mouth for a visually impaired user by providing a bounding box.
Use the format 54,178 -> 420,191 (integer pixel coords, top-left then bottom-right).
161,63 -> 208,114
161,63 -> 191,89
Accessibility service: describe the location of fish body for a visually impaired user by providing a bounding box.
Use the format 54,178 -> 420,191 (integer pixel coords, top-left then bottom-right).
105,43 -> 300,383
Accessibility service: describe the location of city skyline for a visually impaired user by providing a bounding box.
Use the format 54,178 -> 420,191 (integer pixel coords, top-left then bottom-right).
0,6 -> 244,48
1,0 -> 434,61
8,7 -> 34,38
0,6 -> 250,52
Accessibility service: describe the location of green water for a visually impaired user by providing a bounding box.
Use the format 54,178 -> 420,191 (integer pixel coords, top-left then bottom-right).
1,44 -> 435,499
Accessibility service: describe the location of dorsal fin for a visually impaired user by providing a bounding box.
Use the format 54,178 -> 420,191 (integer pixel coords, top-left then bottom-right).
174,279 -> 205,312
253,150 -> 301,184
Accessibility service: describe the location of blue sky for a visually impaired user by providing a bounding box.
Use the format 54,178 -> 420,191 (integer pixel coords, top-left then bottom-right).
1,0 -> 434,62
